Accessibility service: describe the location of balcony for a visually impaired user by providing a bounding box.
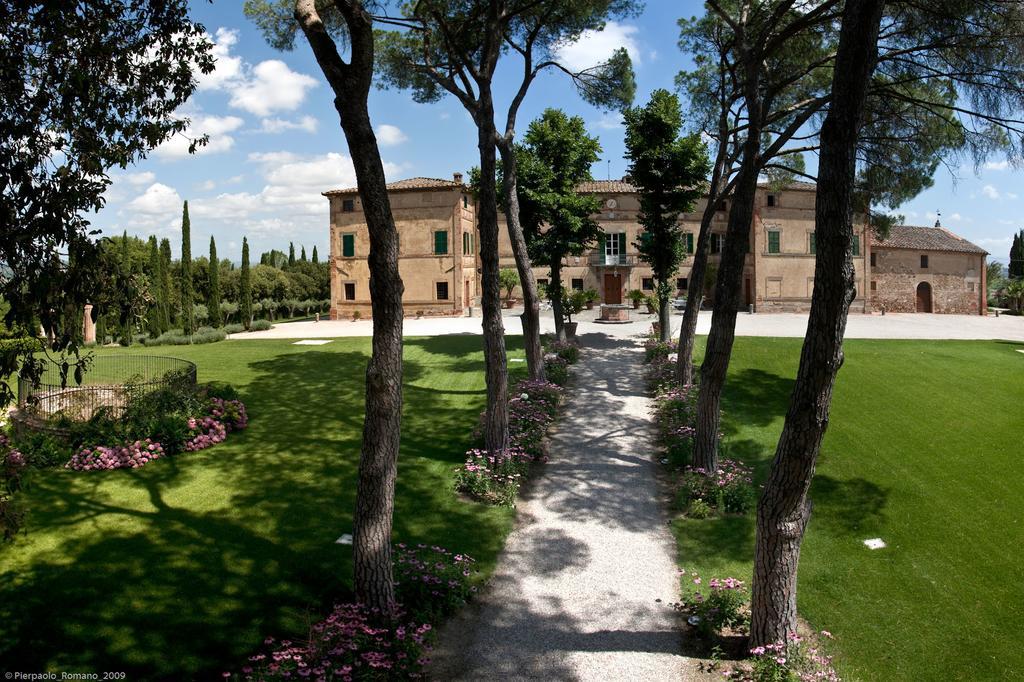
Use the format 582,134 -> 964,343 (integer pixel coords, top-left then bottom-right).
588,253 -> 638,267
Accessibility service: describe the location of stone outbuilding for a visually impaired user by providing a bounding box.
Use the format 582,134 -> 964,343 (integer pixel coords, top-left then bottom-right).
869,224 -> 987,314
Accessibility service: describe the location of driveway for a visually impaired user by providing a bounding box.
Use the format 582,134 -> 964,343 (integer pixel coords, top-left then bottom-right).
229,307 -> 1024,342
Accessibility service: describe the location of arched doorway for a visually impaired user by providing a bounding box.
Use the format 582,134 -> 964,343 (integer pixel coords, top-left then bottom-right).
915,281 -> 932,313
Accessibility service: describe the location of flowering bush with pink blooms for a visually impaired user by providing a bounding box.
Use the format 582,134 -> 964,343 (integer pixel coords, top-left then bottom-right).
544,339 -> 580,365
677,570 -> 748,637
0,434 -> 26,541
394,543 -> 479,622
643,338 -> 674,364
454,447 -> 536,507
652,384 -> 699,465
726,631 -> 841,682
231,602 -> 433,681
66,439 -> 165,471
678,459 -> 755,515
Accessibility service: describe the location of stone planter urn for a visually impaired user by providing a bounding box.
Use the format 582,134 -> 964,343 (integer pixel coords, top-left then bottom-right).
651,322 -> 661,336
564,322 -> 579,337
502,299 -> 514,309
632,300 -> 641,309
585,301 -> 594,310
646,303 -> 657,314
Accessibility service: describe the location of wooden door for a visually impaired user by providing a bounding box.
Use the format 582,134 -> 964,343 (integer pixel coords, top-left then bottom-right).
916,282 -> 932,312
603,273 -> 622,304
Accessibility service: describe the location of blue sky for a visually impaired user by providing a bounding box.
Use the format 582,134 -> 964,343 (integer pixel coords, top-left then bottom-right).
95,1 -> 1021,265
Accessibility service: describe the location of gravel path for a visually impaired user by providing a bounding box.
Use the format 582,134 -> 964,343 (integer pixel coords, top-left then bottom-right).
430,333 -> 697,681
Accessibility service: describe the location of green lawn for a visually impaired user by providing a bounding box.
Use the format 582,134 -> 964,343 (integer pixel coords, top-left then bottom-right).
0,337 -> 523,678
678,338 -> 1024,681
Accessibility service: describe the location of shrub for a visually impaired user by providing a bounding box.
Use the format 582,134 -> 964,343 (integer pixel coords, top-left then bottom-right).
643,338 -> 674,364
66,439 -> 165,471
224,323 -> 245,334
726,632 -> 841,682
680,573 -> 748,637
454,447 -> 534,507
0,493 -> 23,542
678,459 -> 755,515
644,355 -> 676,394
544,355 -> 569,386
394,543 -> 479,622
686,498 -> 713,519
652,384 -> 698,466
14,432 -> 70,469
544,339 -> 580,364
233,603 -> 433,681
249,319 -> 273,331
144,327 -> 226,346
201,381 -> 240,402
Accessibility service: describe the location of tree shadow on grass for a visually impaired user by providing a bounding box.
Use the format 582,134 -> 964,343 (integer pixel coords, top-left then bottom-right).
0,340 -> 517,679
810,475 -> 889,537
720,368 -> 795,436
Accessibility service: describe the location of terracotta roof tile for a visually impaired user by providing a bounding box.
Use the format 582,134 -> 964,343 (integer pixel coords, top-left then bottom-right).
323,176 -> 464,196
871,225 -> 987,255
576,179 -> 638,193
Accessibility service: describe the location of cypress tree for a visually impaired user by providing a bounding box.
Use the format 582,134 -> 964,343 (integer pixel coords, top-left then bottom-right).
147,236 -> 163,337
180,201 -> 195,334
208,236 -> 223,327
312,245 -> 319,264
288,242 -> 296,267
260,252 -> 269,265
120,230 -> 133,344
240,237 -> 252,330
1011,231 -> 1023,280
159,238 -> 173,330
300,245 -> 307,262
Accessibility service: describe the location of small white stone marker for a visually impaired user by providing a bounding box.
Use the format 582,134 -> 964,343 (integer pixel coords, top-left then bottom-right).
509,358 -> 526,362
1016,349 -> 1024,354
335,533 -> 353,545
863,538 -> 886,550
293,340 -> 332,346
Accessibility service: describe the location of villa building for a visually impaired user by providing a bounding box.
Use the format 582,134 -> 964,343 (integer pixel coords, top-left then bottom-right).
324,175 -> 987,319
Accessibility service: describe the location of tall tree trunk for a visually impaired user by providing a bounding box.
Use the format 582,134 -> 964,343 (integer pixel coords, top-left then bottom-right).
550,260 -> 565,342
476,99 -> 511,454
296,0 -> 404,613
677,141 -> 730,385
692,158 -> 759,471
497,140 -> 545,379
658,285 -> 671,342
750,0 -> 884,646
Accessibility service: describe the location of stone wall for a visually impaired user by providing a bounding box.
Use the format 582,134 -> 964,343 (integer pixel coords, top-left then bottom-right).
869,249 -> 984,314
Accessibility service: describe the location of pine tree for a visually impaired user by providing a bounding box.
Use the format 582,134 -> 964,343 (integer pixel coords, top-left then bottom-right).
208,236 -> 222,328
312,245 -> 319,264
180,201 -> 195,334
288,242 -> 296,267
240,237 -> 252,330
159,238 -> 173,330
300,245 -> 307,262
146,236 -> 163,337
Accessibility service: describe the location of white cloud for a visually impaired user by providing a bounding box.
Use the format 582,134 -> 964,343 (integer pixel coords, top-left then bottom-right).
248,151 -> 302,165
122,171 -> 156,186
229,60 -> 318,116
984,159 -> 1010,171
196,28 -> 243,91
1008,192 -> 1018,200
554,21 -> 641,72
127,183 -> 183,215
982,184 -> 1000,199
376,124 -> 408,146
259,116 -> 319,134
200,179 -> 217,191
592,112 -> 624,130
155,114 -> 245,159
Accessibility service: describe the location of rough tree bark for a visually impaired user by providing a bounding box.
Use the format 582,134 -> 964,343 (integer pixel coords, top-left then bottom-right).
497,140 -> 545,378
676,139 -> 730,385
692,93 -> 762,471
750,0 -> 884,646
295,0 -> 404,613
658,286 -> 672,342
477,95 -> 511,454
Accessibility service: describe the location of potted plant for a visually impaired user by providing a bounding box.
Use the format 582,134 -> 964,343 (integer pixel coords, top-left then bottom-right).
583,288 -> 599,310
628,289 -> 645,309
561,289 -> 587,337
499,268 -> 520,308
645,294 -> 659,315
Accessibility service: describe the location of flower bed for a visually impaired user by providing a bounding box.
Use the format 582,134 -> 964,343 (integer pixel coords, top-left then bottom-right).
725,632 -> 842,682
460,378 -> 565,506
651,384 -> 698,466
678,571 -> 748,637
232,544 -> 479,681
677,459 -> 755,516
65,396 -> 248,472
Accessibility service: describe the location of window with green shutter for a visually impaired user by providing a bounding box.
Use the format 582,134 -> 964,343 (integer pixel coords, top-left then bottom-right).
342,233 -> 355,258
809,233 -> 816,254
434,230 -> 448,255
768,230 -> 781,254
852,235 -> 860,256
617,232 -> 627,254
463,232 -> 471,255
685,233 -> 694,253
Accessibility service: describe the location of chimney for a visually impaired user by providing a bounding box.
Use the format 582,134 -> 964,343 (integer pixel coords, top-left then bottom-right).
453,172 -> 464,184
